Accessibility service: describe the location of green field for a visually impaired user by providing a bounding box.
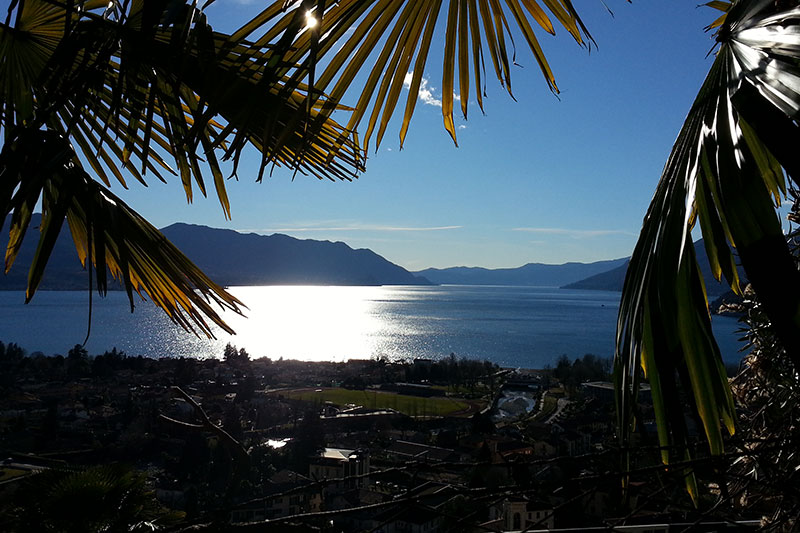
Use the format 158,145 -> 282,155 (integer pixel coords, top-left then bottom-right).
280,388 -> 475,417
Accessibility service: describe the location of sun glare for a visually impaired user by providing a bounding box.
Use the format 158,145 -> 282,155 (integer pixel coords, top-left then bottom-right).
219,286 -> 382,362
305,10 -> 318,30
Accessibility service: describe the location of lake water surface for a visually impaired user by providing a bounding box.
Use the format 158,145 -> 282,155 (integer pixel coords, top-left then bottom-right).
0,285 -> 746,368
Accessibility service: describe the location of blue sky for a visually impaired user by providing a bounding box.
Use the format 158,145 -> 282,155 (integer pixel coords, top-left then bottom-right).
114,1 -> 720,270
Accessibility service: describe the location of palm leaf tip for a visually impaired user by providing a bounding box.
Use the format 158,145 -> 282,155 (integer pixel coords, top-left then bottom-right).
64,191 -> 247,338
68,191 -> 247,338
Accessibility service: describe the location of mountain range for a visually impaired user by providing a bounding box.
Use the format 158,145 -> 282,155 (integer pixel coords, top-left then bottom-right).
160,223 -> 429,286
412,258 -> 628,287
0,216 -> 744,294
563,239 -> 746,296
0,216 -> 429,290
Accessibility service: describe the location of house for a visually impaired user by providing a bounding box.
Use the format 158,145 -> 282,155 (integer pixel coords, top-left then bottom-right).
382,505 -> 443,533
557,429 -> 591,457
382,383 -> 445,397
308,448 -> 370,489
489,437 -> 535,460
530,439 -> 558,458
489,496 -> 555,531
370,483 -> 460,533
320,408 -> 408,432
230,469 -> 322,523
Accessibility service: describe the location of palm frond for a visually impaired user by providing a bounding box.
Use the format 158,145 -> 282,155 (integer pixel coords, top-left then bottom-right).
0,0 -> 366,335
0,129 -> 244,338
235,0 -> 592,151
9,464 -> 182,531
1,0 -> 364,203
616,0 -> 800,501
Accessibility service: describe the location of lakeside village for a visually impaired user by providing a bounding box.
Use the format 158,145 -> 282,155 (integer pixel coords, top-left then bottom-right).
0,342 -> 752,532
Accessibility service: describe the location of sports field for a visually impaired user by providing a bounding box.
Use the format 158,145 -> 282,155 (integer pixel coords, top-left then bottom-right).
279,388 -> 480,417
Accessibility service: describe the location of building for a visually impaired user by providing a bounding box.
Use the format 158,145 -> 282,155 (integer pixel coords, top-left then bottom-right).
489,496 -> 555,531
308,448 -> 370,489
230,469 -> 322,523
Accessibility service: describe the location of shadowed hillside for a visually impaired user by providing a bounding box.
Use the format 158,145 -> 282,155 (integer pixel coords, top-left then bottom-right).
413,258 -> 628,287
0,216 -> 430,290
160,223 -> 430,287
562,239 -> 746,296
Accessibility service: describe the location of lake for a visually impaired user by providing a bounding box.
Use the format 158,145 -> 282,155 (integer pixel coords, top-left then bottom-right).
0,285 -> 747,368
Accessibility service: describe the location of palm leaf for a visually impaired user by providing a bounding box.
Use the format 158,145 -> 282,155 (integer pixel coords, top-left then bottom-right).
616,0 -> 800,501
40,0 -> 362,194
0,0 -> 365,335
0,129 -> 243,338
234,0 -> 593,151
10,465 -> 182,531
1,0 -> 365,203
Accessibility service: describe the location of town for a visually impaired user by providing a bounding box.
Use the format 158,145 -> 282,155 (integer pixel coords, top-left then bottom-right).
0,342 -> 754,531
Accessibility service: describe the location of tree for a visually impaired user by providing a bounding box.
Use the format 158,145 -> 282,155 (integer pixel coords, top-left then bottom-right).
553,354 -> 571,383
222,343 -> 251,372
0,340 -> 25,364
66,343 -> 90,378
612,0 -> 800,500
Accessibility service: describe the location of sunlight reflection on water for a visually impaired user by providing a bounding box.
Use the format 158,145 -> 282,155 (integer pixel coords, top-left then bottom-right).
220,286 -> 385,361
0,285 -> 746,367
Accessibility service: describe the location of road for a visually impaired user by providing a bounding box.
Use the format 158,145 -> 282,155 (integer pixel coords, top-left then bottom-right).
545,397 -> 570,424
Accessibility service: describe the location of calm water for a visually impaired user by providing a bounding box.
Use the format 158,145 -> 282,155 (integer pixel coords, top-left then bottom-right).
0,286 -> 746,368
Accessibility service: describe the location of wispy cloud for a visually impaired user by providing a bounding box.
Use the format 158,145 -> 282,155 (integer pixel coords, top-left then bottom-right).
403,72 -> 441,107
244,224 -> 462,233
512,227 -> 635,238
403,72 -> 460,108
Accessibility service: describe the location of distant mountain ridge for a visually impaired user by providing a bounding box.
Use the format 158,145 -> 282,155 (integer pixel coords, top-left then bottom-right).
0,216 -> 430,289
2,217 -> 742,295
160,223 -> 430,286
413,257 -> 629,287
562,239 -> 746,296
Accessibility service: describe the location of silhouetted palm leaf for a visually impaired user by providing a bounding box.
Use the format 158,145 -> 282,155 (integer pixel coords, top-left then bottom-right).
2,0 -> 364,191
7,464 -> 182,532
615,0 -> 800,500
0,0 -> 364,335
0,129 -> 244,337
